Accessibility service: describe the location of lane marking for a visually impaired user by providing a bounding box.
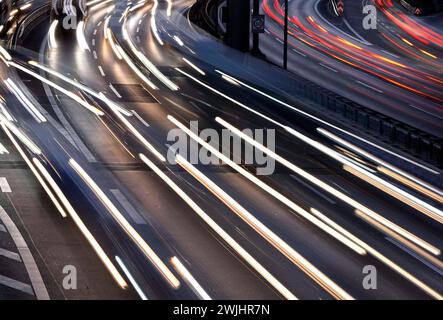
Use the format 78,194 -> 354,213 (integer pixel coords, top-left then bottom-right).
292,48 -> 307,57
0,142 -> 9,154
387,237 -> 443,277
0,223 -> 6,232
131,110 -> 150,127
0,274 -> 34,295
290,175 -> 336,204
0,206 -> 49,299
109,189 -> 146,225
0,247 -> 21,262
319,63 -> 338,73
0,177 -> 11,193
98,66 -> 106,77
109,84 -> 122,98
356,80 -> 383,93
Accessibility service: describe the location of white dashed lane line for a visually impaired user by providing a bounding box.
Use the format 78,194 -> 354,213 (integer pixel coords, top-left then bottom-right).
110,189 -> 146,225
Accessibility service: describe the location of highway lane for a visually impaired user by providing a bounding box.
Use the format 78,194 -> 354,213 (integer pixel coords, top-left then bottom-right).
260,0 -> 443,138
0,0 -> 442,300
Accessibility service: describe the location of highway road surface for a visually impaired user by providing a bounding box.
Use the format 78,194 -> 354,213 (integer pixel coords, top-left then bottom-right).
0,0 -> 441,300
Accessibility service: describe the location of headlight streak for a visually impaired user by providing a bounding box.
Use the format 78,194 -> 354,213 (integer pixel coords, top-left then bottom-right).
4,78 -> 47,123
106,28 -> 159,90
170,257 -> 211,300
20,3 -> 32,10
310,208 -> 443,300
168,115 -> 368,255
213,69 -> 438,175
104,16 -> 111,39
0,101 -> 14,122
215,117 -> 441,257
32,157 -> 129,288
176,154 -> 356,300
87,0 -> 114,10
166,0 -> 173,17
115,256 -> 147,299
129,1 -> 147,13
9,62 -> 104,116
168,69 -> 441,255
285,123 -> 443,225
0,45 -> 12,61
122,19 -> 179,91
139,153 -> 297,300
106,28 -> 123,59
377,166 -> 443,205
209,72 -> 443,223
0,124 -> 66,218
98,93 -> 165,161
68,159 -> 180,289
354,209 -> 443,271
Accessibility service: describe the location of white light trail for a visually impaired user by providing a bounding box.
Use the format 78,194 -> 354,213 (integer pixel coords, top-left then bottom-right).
116,256 -> 147,299
76,21 -> 90,51
171,256 -> 211,300
9,62 -> 104,116
176,154 -> 355,300
215,117 -> 440,256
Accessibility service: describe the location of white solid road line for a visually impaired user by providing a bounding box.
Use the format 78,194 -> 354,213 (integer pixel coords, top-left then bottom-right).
0,177 -> 11,193
0,206 -> 49,300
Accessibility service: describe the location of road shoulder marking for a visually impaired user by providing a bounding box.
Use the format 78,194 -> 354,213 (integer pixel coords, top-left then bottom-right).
0,206 -> 49,299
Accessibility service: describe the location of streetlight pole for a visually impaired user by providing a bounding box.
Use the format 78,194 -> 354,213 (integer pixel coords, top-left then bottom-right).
283,0 -> 289,69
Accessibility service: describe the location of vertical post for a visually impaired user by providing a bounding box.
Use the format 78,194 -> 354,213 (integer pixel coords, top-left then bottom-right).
283,0 -> 289,69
